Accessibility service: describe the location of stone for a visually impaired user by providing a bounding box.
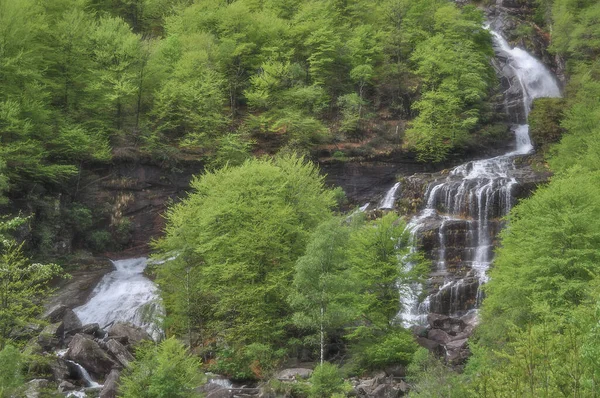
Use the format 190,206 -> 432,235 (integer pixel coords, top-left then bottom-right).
66,334 -> 117,378
38,322 -> 64,351
371,383 -> 399,398
62,309 -> 83,335
25,379 -> 49,398
275,368 -> 313,380
48,357 -> 71,382
416,337 -> 444,356
397,380 -> 409,395
411,325 -> 429,338
384,365 -> 406,378
80,323 -> 100,335
106,338 -> 134,368
58,380 -> 76,393
99,369 -> 121,398
445,338 -> 468,351
43,304 -> 69,323
427,329 -> 451,344
206,389 -> 233,398
108,322 -> 151,346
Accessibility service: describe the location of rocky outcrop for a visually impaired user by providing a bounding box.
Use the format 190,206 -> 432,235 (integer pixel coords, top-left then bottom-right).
414,313 -> 477,368
24,308 -> 153,397
100,369 -> 121,398
350,371 -> 409,397
108,322 -> 151,346
66,334 -> 118,377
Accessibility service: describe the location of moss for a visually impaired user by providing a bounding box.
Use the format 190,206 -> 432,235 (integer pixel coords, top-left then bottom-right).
529,98 -> 565,152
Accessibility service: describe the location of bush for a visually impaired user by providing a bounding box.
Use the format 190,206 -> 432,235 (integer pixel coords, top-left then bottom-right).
308,363 -> 350,398
0,345 -> 24,397
119,338 -> 204,398
529,98 -> 564,151
209,343 -> 284,381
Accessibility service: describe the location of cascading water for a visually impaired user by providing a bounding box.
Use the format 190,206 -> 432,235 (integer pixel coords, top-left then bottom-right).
379,182 -> 401,209
399,30 -> 560,324
74,257 -> 163,340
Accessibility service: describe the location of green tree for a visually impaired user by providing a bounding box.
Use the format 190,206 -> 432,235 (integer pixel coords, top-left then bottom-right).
289,218 -> 356,364
0,238 -> 63,348
155,154 -> 337,353
119,337 -> 204,398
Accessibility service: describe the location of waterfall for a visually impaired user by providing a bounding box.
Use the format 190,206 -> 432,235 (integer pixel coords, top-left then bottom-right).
73,257 -> 163,340
398,31 -> 560,324
379,182 -> 401,209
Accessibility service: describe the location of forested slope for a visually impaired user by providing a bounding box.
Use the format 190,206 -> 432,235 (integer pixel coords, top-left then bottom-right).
0,0 -> 501,258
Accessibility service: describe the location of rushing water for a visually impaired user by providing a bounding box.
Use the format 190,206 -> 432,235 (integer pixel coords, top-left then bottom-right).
379,182 -> 401,209
73,257 -> 163,340
398,30 -> 560,324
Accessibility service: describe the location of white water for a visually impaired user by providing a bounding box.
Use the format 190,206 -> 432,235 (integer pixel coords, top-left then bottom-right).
398,31 -> 560,324
379,182 -> 401,209
73,257 -> 163,340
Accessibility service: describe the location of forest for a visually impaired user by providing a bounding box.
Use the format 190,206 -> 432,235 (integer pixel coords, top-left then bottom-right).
0,0 -> 599,396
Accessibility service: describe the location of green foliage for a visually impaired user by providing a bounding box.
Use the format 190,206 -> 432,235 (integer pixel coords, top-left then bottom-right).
209,343 -> 284,381
289,218 -> 356,363
528,98 -> 565,151
0,231 -> 64,348
0,345 -> 24,397
403,4 -> 493,162
308,363 -> 351,398
407,348 -> 471,397
119,337 -> 205,398
155,154 -> 337,355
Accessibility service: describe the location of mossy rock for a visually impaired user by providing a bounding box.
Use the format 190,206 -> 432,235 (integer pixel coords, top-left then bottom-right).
529,98 -> 565,151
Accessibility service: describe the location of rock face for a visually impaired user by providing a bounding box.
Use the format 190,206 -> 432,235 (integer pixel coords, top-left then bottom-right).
66,334 -> 118,377
108,322 -> 151,346
100,369 -> 121,398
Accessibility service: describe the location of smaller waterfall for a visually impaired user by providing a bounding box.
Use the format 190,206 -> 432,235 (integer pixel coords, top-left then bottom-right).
74,258 -> 163,339
379,182 -> 401,209
66,361 -> 103,389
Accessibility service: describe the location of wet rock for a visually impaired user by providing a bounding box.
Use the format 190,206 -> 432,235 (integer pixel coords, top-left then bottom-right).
105,339 -> 134,368
206,388 -> 233,398
48,357 -> 71,382
275,368 -> 313,381
99,369 -> 121,398
63,309 -> 83,335
58,380 -> 76,393
76,323 -> 100,335
109,322 -> 151,346
66,334 -> 117,377
411,325 -> 429,338
427,329 -> 451,344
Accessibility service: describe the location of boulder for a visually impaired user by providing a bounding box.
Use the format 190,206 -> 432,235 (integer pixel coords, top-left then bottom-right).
43,304 -> 69,323
275,368 -> 313,381
99,369 -> 121,398
48,357 -> 71,382
58,380 -> 76,393
25,379 -> 49,398
371,383 -> 399,398
416,337 -> 444,356
108,322 -> 151,346
446,338 -> 468,351
206,389 -> 233,398
38,322 -> 64,351
66,334 -> 117,378
384,365 -> 406,378
62,309 -> 83,335
106,339 -> 134,368
427,329 -> 451,344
